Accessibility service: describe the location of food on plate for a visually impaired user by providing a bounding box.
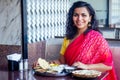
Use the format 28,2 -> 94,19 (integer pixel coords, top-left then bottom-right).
64,66 -> 76,73
35,68 -> 47,73
35,58 -> 64,73
50,63 -> 59,67
33,66 -> 41,70
38,58 -> 50,69
50,64 -> 65,73
46,70 -> 58,74
72,70 -> 101,78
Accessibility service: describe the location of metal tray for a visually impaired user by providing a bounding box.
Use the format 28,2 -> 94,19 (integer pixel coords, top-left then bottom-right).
34,70 -> 69,77
33,65 -> 76,77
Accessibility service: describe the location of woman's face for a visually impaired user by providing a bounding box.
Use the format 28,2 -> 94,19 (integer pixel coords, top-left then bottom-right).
73,7 -> 91,30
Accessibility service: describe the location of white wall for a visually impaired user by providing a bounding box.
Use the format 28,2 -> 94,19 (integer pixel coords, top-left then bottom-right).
0,0 -> 21,45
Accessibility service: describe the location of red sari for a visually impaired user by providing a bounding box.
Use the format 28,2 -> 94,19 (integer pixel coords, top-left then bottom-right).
64,30 -> 117,80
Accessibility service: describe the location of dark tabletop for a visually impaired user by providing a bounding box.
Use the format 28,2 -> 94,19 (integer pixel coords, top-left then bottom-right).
0,69 -> 107,80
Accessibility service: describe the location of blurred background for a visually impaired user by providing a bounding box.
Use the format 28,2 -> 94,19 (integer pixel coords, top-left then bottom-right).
0,0 -> 120,45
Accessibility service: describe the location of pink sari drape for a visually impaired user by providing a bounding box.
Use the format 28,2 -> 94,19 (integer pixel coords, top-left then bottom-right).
64,30 -> 117,80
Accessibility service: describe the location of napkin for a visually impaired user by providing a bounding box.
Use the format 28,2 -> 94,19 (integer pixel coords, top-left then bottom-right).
7,53 -> 22,61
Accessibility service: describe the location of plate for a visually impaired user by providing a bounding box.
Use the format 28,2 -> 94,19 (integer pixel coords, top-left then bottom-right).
34,69 -> 69,77
72,70 -> 101,78
33,65 -> 70,77
64,66 -> 76,73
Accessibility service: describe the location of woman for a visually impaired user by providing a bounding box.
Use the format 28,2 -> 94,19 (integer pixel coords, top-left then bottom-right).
50,1 -> 117,80
33,1 -> 117,80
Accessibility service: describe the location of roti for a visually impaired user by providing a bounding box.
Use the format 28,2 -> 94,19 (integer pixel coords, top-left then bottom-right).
38,58 -> 50,69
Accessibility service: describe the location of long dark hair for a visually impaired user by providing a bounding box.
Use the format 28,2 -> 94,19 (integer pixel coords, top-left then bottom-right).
65,1 -> 100,39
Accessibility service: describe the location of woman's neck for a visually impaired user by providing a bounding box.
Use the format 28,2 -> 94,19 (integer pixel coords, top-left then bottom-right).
77,27 -> 88,36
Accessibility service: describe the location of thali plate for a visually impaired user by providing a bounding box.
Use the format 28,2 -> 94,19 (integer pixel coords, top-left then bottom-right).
33,64 -> 76,77
34,70 -> 69,77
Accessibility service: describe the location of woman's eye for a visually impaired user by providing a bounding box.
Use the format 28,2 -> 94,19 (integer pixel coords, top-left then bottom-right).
73,14 -> 78,17
82,14 -> 87,17
73,13 -> 87,17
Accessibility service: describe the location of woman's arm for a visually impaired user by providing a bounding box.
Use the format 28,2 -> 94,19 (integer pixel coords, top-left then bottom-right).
72,61 -> 112,72
50,54 -> 65,64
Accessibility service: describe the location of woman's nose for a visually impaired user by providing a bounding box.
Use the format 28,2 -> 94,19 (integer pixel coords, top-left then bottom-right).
78,15 -> 82,20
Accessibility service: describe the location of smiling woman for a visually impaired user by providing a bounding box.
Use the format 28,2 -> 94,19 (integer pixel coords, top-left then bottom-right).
47,1 -> 117,80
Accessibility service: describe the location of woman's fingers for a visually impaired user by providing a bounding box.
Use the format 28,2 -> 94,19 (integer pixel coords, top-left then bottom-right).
72,61 -> 79,67
32,61 -> 39,68
49,60 -> 57,64
49,60 -> 60,64
72,61 -> 88,69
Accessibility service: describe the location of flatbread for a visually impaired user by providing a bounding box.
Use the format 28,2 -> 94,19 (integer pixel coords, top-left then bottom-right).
38,58 -> 50,69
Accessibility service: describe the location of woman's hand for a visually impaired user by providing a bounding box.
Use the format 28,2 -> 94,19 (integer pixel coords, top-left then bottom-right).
49,60 -> 61,64
32,61 -> 39,68
72,61 -> 112,72
49,55 -> 65,65
72,61 -> 88,70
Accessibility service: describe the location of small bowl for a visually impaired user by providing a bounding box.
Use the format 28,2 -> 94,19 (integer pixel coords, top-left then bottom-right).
64,66 -> 76,73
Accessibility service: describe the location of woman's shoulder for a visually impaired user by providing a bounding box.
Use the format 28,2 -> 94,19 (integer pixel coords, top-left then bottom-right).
90,30 -> 101,34
89,30 -> 102,36
87,30 -> 105,40
88,30 -> 109,45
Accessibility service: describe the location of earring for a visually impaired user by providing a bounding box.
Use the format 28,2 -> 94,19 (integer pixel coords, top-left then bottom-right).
88,22 -> 91,27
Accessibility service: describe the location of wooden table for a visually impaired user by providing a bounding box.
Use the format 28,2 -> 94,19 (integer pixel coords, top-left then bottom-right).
0,69 -> 108,80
